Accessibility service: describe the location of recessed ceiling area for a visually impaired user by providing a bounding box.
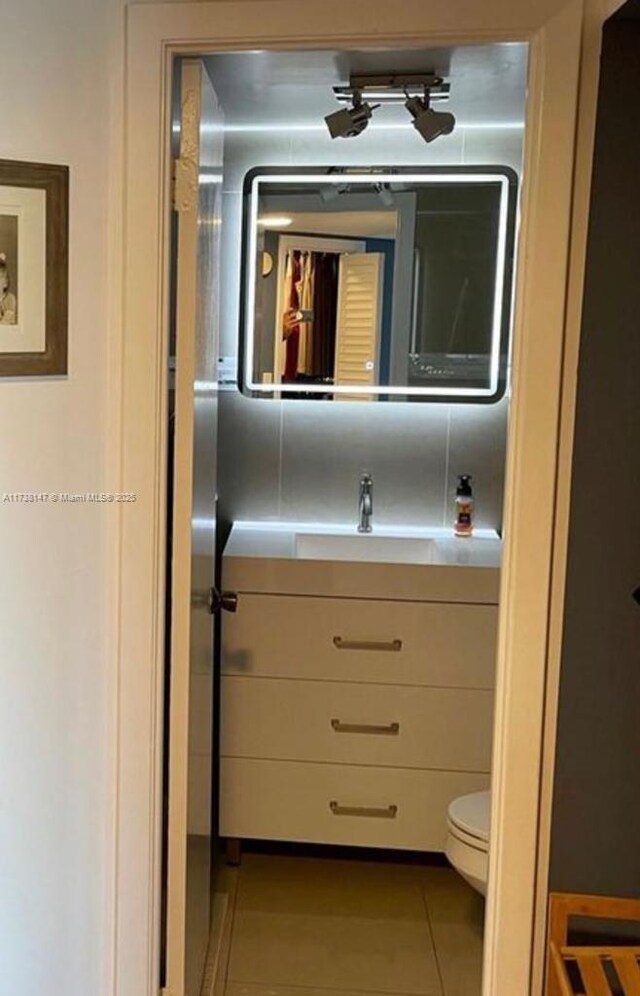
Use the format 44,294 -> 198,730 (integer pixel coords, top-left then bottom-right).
264,210 -> 398,239
205,44 -> 528,130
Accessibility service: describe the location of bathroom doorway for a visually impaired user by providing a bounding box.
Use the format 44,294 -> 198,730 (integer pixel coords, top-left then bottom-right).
115,4 -> 586,996
211,43 -> 519,996
166,40 -> 516,996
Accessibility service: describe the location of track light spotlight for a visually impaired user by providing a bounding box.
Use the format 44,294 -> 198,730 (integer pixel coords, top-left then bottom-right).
324,91 -> 378,139
405,91 -> 456,144
319,182 -> 349,203
375,182 -> 395,207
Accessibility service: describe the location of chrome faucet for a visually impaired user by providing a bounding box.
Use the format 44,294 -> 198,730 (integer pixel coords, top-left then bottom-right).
358,473 -> 373,533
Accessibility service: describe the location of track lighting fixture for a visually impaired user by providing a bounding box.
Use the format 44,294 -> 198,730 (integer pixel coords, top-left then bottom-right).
405,90 -> 456,144
324,90 -> 378,139
325,73 -> 453,142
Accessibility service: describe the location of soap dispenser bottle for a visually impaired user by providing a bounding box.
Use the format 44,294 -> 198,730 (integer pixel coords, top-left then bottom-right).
454,475 -> 474,537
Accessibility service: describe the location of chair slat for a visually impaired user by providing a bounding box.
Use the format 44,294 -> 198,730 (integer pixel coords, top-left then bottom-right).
612,953 -> 640,996
562,948 -> 640,959
577,953 -> 613,996
550,943 -> 575,996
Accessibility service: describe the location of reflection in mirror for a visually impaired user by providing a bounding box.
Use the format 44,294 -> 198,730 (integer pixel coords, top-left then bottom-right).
241,167 -> 518,403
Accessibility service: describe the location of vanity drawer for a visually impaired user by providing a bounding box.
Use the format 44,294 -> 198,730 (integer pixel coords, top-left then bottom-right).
222,594 -> 497,689
221,676 -> 493,772
220,757 -> 489,851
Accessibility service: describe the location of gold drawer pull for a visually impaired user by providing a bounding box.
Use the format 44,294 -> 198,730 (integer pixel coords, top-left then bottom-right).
331,719 -> 400,736
333,637 -> 403,652
330,801 -> 398,819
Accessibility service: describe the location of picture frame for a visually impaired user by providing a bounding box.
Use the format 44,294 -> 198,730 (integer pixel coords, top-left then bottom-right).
0,159 -> 68,376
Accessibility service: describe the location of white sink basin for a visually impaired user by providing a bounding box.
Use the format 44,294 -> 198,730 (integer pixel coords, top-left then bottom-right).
225,521 -> 502,572
295,532 -> 437,565
224,522 -> 502,601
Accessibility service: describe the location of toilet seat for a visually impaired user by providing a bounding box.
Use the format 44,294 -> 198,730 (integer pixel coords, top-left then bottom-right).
445,790 -> 490,896
447,822 -> 489,852
447,790 -> 490,849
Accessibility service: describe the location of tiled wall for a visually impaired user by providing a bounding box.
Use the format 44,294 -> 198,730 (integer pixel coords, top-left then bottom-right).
217,119 -> 522,532
219,391 -> 509,530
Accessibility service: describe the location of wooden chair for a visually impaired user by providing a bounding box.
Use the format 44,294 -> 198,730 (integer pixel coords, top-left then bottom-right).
547,893 -> 640,996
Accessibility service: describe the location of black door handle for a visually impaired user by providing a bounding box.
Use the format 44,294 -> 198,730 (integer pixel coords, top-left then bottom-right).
632,586 -> 640,606
208,587 -> 239,615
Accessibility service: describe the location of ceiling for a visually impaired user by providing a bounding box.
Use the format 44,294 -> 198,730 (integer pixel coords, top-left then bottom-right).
205,43 -> 528,129
269,210 -> 398,239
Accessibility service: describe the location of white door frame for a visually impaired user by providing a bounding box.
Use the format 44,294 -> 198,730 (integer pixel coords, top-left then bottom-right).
111,2 -> 615,994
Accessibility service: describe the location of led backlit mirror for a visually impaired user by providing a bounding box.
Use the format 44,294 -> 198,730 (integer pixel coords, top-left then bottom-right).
240,166 -> 518,402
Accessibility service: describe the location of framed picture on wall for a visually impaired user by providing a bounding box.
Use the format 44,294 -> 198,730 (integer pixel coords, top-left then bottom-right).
0,160 -> 68,376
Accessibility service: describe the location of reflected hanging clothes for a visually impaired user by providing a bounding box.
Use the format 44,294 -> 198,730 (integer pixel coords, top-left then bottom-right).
283,250 -> 301,382
282,248 -> 340,384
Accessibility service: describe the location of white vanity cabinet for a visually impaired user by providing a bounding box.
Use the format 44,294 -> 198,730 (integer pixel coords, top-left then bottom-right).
219,523 -> 500,852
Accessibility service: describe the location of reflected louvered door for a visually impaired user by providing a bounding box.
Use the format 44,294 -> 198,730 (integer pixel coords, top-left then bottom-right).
334,252 -> 384,401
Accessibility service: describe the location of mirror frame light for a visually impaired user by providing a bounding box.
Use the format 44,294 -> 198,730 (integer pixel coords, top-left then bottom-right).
239,165 -> 519,403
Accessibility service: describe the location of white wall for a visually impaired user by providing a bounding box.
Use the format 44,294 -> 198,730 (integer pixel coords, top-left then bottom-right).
0,2 -> 116,994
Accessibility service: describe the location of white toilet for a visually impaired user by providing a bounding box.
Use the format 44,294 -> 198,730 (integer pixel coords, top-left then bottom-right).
445,790 -> 490,896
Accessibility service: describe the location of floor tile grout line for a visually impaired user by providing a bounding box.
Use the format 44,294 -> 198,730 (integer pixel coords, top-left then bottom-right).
225,857 -> 447,996
421,883 -> 446,996
227,980 -> 441,996
222,865 -> 242,988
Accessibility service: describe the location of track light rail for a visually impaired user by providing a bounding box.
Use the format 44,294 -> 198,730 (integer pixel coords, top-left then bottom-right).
334,72 -> 450,104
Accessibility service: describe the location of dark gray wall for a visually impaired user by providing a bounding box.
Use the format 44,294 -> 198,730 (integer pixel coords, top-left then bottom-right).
549,15 -> 640,897
615,0 -> 640,18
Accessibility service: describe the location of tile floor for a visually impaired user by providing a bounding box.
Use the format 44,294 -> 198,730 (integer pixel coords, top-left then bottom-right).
214,853 -> 484,996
